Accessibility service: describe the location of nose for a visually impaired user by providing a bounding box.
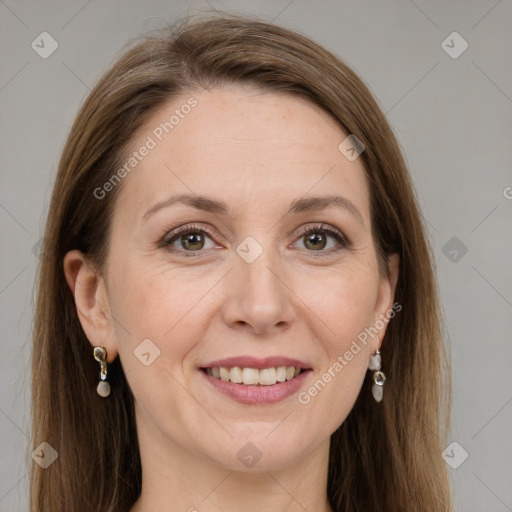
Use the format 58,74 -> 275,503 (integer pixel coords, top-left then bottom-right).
221,245 -> 296,335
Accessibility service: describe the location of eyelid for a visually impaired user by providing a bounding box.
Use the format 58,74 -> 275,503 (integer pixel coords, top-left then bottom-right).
159,222 -> 351,256
294,223 -> 349,244
159,223 -> 220,249
291,223 -> 351,256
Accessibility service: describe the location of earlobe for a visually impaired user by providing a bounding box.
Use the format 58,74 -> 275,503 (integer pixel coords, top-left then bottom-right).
63,250 -> 119,362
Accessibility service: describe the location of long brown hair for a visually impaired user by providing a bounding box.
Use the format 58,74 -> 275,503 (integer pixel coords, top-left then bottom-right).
30,12 -> 452,511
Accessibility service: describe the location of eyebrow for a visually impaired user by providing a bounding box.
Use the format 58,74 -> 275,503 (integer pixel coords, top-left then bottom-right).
142,193 -> 364,225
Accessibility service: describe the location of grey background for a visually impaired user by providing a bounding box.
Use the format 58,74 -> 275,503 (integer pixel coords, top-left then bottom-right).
1,1 -> 511,510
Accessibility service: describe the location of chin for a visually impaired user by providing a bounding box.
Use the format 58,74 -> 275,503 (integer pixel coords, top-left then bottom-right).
205,434 -> 310,472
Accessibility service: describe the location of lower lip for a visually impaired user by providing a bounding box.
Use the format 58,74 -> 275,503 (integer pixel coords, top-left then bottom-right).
199,369 -> 312,405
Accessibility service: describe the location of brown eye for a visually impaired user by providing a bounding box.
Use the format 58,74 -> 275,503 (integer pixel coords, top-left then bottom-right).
179,232 -> 205,251
303,232 -> 327,251
160,224 -> 217,255
294,224 -> 350,256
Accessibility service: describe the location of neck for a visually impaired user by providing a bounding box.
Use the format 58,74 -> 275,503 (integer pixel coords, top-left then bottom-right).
129,412 -> 333,512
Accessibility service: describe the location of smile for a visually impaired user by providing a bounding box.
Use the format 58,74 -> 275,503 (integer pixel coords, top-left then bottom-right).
200,366 -> 308,386
199,366 -> 313,405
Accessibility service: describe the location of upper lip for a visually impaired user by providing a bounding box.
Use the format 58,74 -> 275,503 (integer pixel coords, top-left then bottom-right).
200,356 -> 313,370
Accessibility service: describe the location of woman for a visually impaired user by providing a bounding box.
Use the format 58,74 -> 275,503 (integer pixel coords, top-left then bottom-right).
30,12 -> 452,512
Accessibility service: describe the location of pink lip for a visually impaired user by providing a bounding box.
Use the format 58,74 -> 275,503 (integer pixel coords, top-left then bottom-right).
199,368 -> 313,405
200,356 -> 312,370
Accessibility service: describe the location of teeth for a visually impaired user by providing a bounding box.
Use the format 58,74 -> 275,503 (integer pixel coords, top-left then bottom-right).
259,368 -> 277,385
220,367 -> 230,382
229,367 -> 243,383
242,367 -> 260,385
205,366 -> 305,385
276,367 -> 287,382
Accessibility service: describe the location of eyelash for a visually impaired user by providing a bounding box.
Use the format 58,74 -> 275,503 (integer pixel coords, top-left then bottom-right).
158,223 -> 351,258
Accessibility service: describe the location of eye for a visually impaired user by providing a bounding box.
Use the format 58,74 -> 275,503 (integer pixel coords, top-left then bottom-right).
158,222 -> 351,258
292,223 -> 350,256
159,224 -> 218,256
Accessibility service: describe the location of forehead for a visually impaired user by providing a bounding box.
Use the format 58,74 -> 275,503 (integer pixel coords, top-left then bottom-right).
113,86 -> 370,224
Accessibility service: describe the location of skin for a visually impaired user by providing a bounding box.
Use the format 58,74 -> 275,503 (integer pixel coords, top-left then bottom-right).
64,85 -> 399,512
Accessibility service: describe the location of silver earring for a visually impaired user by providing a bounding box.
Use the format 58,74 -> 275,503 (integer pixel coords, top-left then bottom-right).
93,346 -> 111,397
368,349 -> 386,403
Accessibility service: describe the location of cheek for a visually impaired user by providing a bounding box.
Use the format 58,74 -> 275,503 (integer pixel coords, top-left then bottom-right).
295,264 -> 377,426
305,260 -> 379,346
106,257 -> 225,404
109,255 -> 216,339
107,261 -> 213,415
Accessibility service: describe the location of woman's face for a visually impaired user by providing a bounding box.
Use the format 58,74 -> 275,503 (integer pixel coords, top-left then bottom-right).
71,85 -> 398,472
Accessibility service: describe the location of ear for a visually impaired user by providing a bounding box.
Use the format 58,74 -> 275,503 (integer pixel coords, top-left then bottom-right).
372,252 -> 400,351
63,250 -> 118,363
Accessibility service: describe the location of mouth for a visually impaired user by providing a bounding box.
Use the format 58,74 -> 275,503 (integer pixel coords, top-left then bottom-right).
199,365 -> 312,386
197,357 -> 314,405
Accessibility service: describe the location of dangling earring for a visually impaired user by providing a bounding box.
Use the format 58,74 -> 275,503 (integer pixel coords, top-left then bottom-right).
93,346 -> 111,397
368,349 -> 386,403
